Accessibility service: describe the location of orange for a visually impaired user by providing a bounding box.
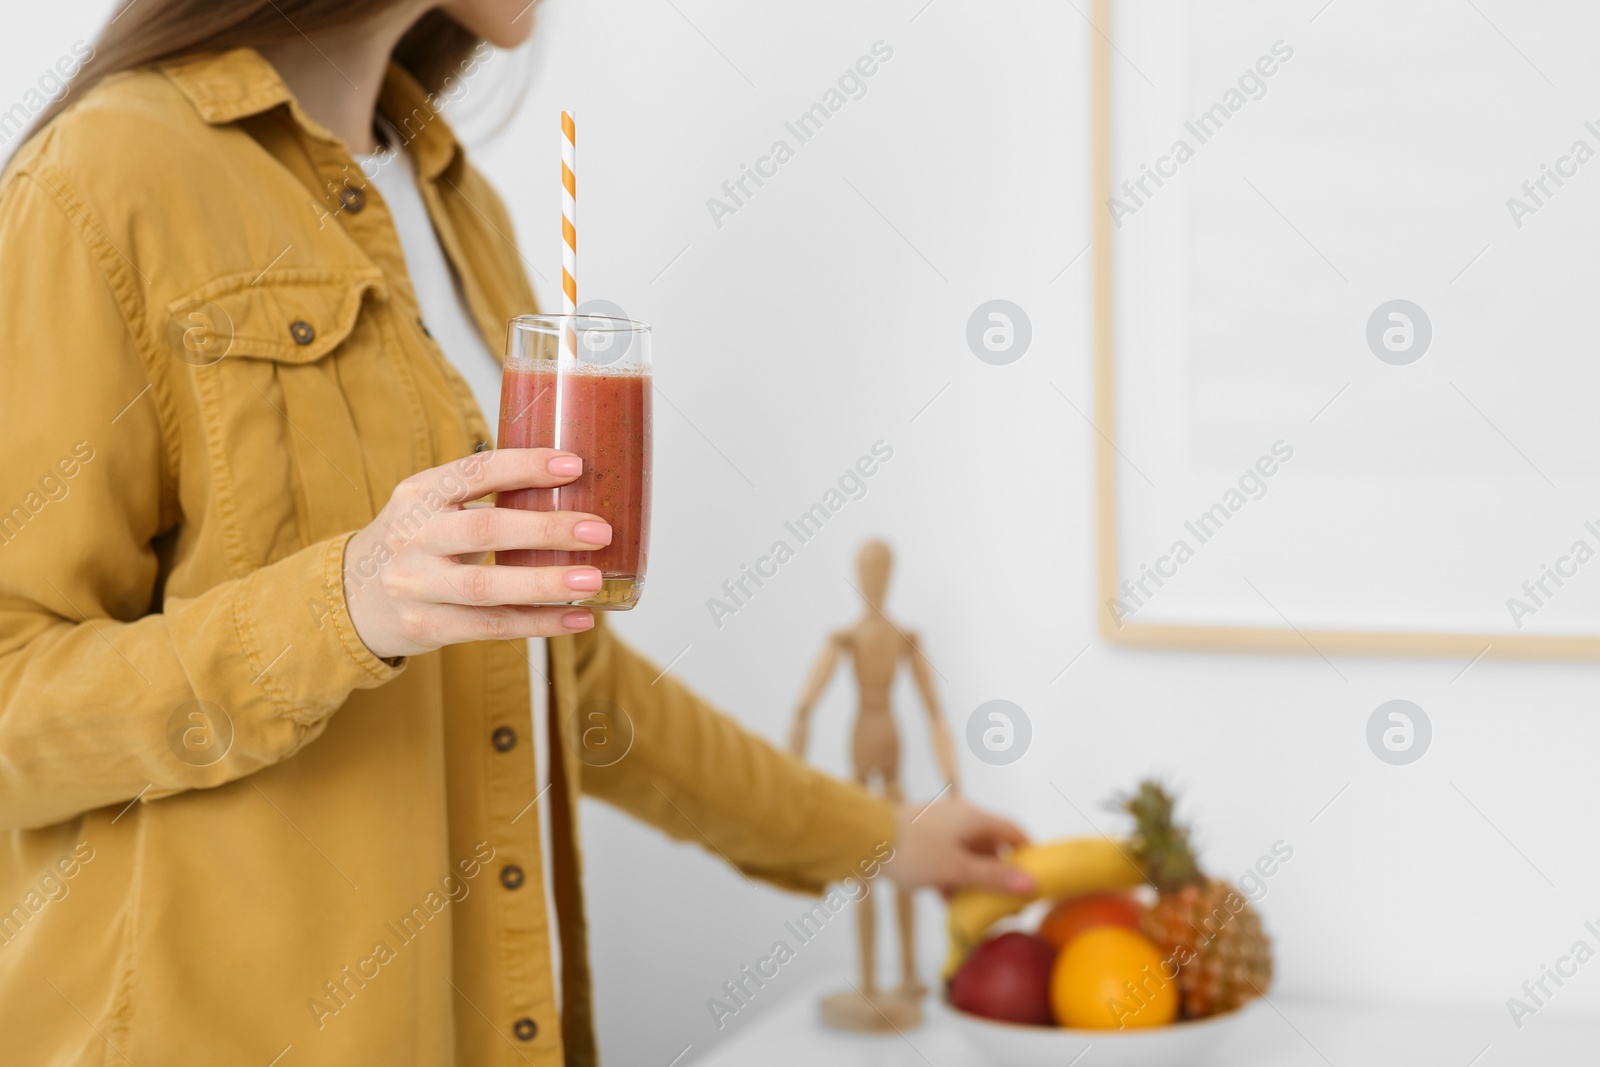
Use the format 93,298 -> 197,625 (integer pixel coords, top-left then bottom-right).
1049,926 -> 1179,1030
1037,891 -> 1144,951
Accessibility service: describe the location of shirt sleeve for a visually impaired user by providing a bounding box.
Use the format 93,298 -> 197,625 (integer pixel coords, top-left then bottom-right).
0,169 -> 403,832
571,619 -> 898,894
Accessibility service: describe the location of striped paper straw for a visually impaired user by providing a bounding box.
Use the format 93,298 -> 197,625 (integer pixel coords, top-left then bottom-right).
560,110 -> 577,360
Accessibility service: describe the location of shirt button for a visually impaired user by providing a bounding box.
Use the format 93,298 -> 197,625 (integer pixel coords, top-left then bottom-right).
491,726 -> 516,752
339,185 -> 366,213
512,1017 -> 538,1042
500,864 -> 525,890
289,321 -> 315,345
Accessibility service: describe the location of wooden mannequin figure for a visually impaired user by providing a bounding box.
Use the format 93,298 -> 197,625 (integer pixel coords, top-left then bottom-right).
788,539 -> 960,1032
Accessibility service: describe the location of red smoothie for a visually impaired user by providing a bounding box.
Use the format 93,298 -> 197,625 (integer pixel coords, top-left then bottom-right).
496,365 -> 651,607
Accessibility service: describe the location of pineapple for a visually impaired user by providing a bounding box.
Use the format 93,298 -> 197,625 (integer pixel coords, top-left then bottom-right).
1121,781 -> 1273,1018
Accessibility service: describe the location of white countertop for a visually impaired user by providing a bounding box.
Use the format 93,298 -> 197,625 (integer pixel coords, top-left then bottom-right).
692,980 -> 1593,1067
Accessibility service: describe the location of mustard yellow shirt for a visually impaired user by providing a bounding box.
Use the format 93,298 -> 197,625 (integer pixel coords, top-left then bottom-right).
0,48 -> 894,1066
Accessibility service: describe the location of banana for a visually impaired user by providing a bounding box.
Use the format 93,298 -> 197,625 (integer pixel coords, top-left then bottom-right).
942,836 -> 1146,979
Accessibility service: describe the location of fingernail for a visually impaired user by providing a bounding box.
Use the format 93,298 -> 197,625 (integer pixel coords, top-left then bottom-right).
573,521 -> 612,546
1008,873 -> 1035,895
548,455 -> 582,477
565,568 -> 603,592
562,610 -> 594,631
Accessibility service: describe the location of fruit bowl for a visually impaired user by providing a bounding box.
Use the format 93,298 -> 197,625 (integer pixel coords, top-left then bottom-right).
939,997 -> 1256,1067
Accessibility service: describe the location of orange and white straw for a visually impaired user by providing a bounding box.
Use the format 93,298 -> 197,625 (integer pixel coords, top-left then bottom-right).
560,110 -> 578,359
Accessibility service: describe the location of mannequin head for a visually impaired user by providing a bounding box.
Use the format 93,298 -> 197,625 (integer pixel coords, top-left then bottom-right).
857,539 -> 893,611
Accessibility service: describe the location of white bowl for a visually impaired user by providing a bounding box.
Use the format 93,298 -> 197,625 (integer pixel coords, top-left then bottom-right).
939,996 -> 1257,1067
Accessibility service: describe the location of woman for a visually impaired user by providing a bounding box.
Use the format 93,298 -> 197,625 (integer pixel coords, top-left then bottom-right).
0,2 -> 1034,1064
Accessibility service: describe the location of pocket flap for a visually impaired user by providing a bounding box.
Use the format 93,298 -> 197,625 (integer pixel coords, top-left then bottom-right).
167,267 -> 386,365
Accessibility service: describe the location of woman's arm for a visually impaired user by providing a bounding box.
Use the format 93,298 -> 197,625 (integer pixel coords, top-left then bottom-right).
0,171 -> 410,831
573,619 -> 892,892
572,621 -> 1034,896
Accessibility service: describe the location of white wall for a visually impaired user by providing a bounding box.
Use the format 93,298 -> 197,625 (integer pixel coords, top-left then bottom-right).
7,3 -> 1598,1064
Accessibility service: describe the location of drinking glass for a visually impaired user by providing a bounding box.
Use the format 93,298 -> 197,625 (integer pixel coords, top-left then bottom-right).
496,314 -> 652,610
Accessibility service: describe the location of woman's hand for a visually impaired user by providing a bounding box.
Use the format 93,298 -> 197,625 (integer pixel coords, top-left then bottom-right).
887,795 -> 1035,897
343,448 -> 610,660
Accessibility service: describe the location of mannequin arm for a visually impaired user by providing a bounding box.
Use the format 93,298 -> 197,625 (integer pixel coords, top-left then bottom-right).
788,632 -> 845,757
906,632 -> 960,792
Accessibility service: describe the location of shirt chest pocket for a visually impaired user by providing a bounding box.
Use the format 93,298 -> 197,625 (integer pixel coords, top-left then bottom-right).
172,270 -> 434,574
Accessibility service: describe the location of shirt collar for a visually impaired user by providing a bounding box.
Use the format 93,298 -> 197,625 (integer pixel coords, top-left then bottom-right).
374,63 -> 462,181
162,47 -> 462,179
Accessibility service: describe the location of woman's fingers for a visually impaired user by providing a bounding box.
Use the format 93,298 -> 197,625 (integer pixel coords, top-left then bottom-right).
961,809 -> 1030,853
404,603 -> 595,646
957,854 -> 1036,897
346,451 -> 612,659
419,505 -> 612,556
886,796 -> 1038,896
398,447 -> 584,505
420,562 -> 601,607
951,804 -> 1032,893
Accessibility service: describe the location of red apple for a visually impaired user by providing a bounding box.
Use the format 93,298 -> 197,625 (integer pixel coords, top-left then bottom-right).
948,932 -> 1058,1026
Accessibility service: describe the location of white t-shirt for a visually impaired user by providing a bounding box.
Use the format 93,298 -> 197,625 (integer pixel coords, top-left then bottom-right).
358,127 -> 561,1004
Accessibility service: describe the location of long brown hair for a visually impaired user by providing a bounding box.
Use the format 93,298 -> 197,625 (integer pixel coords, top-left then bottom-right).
27,0 -> 478,142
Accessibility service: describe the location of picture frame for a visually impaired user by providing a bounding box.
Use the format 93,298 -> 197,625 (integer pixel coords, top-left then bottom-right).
1088,0 -> 1600,661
